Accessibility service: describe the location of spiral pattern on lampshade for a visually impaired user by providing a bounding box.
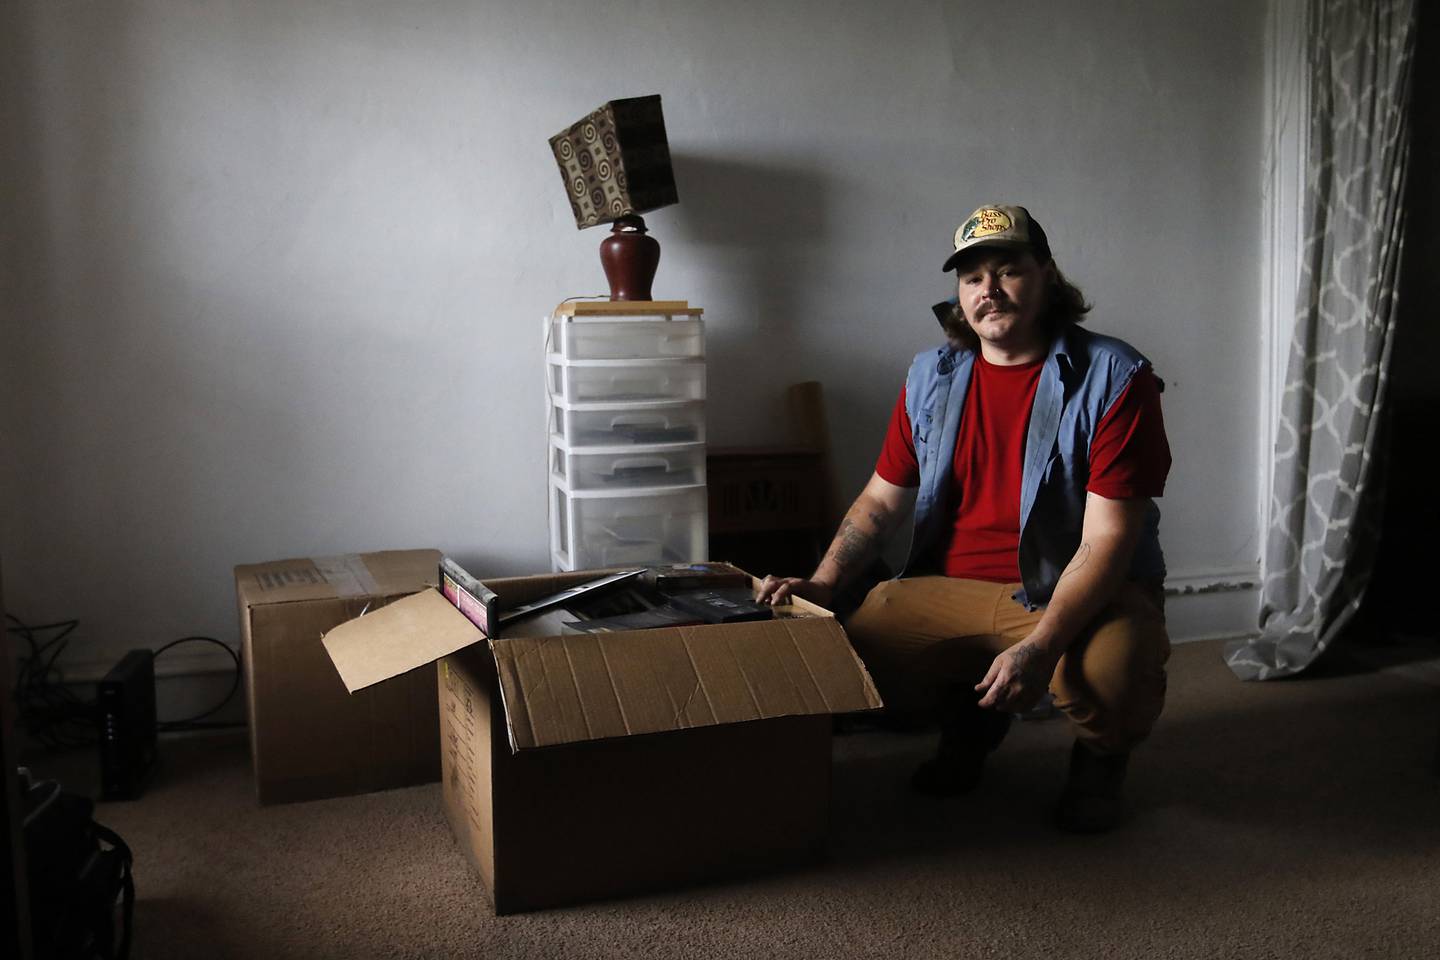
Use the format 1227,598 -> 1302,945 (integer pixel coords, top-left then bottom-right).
549,95 -> 677,230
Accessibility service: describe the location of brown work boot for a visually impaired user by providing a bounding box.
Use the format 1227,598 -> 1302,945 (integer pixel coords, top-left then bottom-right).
910,689 -> 1012,797
1055,740 -> 1130,833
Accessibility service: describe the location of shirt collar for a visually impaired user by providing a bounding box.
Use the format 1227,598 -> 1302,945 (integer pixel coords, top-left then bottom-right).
1050,324 -> 1082,381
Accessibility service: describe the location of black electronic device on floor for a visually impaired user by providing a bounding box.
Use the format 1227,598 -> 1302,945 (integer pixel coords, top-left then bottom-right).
22,769 -> 135,959
97,650 -> 157,801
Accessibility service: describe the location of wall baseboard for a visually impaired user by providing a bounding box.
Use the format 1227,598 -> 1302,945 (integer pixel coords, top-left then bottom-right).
1163,568 -> 1260,644
50,647 -> 238,685
36,648 -> 246,735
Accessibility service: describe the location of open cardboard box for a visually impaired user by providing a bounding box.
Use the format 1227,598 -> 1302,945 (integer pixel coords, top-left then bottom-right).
322,561 -> 882,914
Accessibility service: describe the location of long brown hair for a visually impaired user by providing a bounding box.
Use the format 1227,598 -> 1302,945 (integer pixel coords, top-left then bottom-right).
940,263 -> 1092,350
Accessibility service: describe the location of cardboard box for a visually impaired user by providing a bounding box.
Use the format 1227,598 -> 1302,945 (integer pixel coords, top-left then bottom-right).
322,564 -> 883,914
235,550 -> 443,804
707,446 -> 828,535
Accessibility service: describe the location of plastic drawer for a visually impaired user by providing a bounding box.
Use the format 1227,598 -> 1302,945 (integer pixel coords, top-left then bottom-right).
551,400 -> 705,449
549,316 -> 704,361
551,486 -> 708,570
552,444 -> 706,492
547,358 -> 706,405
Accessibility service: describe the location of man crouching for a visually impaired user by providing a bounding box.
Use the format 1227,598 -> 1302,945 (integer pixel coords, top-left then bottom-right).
759,204 -> 1172,833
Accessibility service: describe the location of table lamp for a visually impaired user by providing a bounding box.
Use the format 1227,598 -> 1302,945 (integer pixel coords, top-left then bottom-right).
549,95 -> 679,301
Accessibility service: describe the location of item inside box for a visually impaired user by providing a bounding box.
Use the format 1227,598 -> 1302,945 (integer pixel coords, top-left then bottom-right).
497,562 -> 786,635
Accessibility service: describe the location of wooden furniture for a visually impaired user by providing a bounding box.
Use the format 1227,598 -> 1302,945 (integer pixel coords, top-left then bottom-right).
706,445 -> 829,576
705,382 -> 841,578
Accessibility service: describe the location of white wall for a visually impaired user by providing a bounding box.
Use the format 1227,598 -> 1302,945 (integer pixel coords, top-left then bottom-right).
1,0 -> 1266,679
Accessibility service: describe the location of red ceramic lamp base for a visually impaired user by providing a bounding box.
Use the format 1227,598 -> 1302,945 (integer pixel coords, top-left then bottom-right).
599,215 -> 661,301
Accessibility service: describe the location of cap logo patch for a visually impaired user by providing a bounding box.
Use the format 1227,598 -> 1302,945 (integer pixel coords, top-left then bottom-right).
962,208 -> 1013,241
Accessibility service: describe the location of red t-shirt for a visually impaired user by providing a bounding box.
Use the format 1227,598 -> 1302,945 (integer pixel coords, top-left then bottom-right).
875,357 -> 1171,582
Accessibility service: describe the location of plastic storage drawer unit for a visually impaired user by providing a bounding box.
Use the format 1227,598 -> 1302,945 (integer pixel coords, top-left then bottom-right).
552,444 -> 706,492
550,400 -> 705,449
548,316 -> 704,361
546,301 -> 709,572
550,485 -> 708,570
546,358 -> 706,405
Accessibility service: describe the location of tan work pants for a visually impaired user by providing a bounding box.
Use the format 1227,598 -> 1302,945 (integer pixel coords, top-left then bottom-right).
845,577 -> 1170,755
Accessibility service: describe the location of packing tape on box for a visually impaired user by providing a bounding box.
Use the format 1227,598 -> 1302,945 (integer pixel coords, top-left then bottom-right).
312,554 -> 382,599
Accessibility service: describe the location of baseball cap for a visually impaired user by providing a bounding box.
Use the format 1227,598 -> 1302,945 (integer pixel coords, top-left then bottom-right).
942,204 -> 1052,272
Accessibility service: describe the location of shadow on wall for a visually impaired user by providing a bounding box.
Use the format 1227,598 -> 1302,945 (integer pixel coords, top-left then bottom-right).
667,154 -> 834,443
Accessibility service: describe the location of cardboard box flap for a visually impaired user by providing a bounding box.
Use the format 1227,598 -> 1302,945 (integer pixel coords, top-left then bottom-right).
236,550 -> 440,607
490,615 -> 882,751
322,589 -> 480,693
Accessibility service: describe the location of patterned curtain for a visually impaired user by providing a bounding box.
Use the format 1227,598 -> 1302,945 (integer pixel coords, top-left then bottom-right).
1226,0 -> 1417,681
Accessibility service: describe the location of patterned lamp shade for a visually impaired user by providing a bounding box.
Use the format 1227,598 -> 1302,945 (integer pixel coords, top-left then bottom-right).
549,95 -> 679,230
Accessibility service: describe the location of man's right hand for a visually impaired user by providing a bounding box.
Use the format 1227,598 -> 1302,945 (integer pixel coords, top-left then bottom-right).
756,576 -> 834,608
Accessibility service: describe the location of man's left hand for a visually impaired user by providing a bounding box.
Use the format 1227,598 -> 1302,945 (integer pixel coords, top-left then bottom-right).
975,641 -> 1058,712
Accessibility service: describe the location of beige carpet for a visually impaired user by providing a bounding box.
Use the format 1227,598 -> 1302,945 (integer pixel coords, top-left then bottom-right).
33,638 -> 1440,960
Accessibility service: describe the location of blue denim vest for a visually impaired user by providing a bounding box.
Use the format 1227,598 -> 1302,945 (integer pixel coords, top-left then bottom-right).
899,319 -> 1166,610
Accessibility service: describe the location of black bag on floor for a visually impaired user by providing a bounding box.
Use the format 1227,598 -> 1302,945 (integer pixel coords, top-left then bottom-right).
21,772 -> 134,960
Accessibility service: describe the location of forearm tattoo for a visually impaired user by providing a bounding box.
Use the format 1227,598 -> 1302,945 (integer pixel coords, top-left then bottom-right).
828,520 -> 874,569
825,509 -> 888,572
1056,542 -> 1091,583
